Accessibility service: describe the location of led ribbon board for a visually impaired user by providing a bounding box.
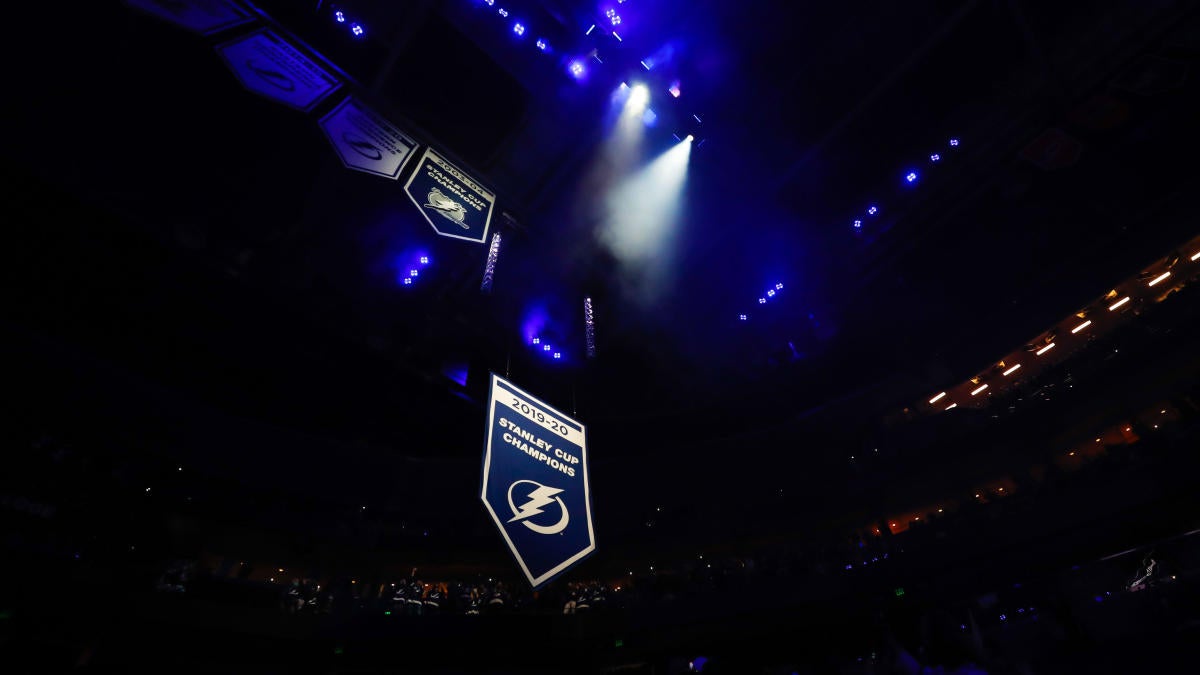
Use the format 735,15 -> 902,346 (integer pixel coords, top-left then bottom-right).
404,148 -> 495,244
318,98 -> 418,179
482,374 -> 595,588
215,28 -> 341,111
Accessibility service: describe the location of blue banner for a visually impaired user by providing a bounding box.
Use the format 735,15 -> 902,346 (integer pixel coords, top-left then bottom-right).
482,375 -> 595,588
319,98 -> 418,179
126,0 -> 253,35
404,148 -> 495,244
215,29 -> 341,112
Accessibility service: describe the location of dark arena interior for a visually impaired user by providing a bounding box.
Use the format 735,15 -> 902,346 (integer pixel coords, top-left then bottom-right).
5,1 -> 1200,673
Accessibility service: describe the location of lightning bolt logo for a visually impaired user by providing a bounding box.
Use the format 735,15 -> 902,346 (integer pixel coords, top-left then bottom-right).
506,480 -> 570,535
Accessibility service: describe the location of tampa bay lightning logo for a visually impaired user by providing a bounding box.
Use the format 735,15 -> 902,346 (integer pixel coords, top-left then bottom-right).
507,480 -> 569,535
423,188 -> 470,229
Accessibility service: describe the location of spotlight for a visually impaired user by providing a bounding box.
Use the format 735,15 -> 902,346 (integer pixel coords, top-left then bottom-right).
867,205 -> 878,216
532,337 -> 540,345
628,83 -> 649,110
553,352 -> 562,359
669,81 -> 681,98
350,22 -> 364,37
409,269 -> 419,277
569,61 -> 586,78
949,138 -> 960,147
586,24 -> 595,35
767,289 -> 776,297
640,60 -> 650,70
930,153 -> 941,162
419,256 -> 429,265
905,171 -> 918,184
738,314 -> 747,321
498,8 -> 508,18
543,344 -> 551,352
775,283 -> 783,290
853,219 -> 862,229
402,278 -> 412,286
334,10 -> 345,23
536,38 -> 547,51
485,0 -> 494,5
684,134 -> 694,142
512,22 -> 525,36
758,298 -> 766,304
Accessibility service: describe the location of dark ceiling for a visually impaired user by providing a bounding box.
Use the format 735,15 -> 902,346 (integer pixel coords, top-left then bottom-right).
4,0 -> 1200,567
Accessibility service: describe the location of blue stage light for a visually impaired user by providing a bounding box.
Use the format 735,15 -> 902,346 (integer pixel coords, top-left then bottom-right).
569,61 -> 586,78
419,256 -> 429,265
553,352 -> 562,359
532,337 -> 540,345
930,153 -> 941,162
334,10 -> 345,23
853,219 -> 862,229
867,205 -> 878,216
739,314 -> 747,321
669,81 -> 681,98
485,0 -> 494,5
536,38 -> 547,51
584,297 -> 596,358
543,344 -> 552,352
350,22 -> 364,37
481,231 -> 502,293
775,283 -> 784,290
758,298 -> 766,305
498,8 -> 508,18
767,289 -> 776,298
949,137 -> 960,147
402,278 -> 412,286
513,22 -> 525,36
409,269 -> 419,277
905,171 -> 918,184
643,108 -> 657,127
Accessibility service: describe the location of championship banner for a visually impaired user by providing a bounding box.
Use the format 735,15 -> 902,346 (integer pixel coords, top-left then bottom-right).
318,98 -> 418,179
126,0 -> 253,35
404,148 -> 495,244
481,375 -> 595,588
215,28 -> 341,111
